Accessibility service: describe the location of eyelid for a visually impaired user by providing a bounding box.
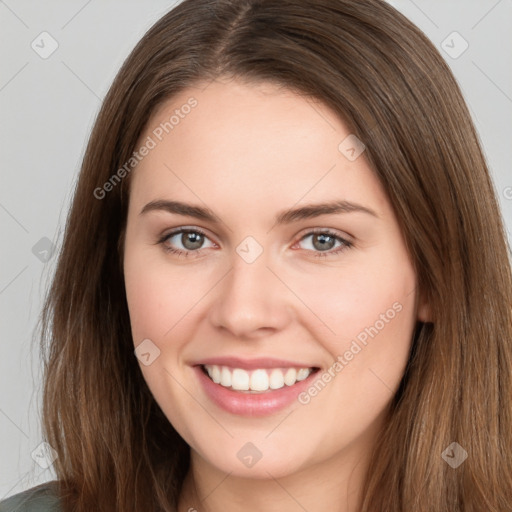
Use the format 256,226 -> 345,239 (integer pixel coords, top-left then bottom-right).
156,226 -> 216,246
157,225 -> 354,256
294,226 -> 354,243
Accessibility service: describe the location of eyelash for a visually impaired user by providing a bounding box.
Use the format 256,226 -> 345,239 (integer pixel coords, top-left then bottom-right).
156,227 -> 353,259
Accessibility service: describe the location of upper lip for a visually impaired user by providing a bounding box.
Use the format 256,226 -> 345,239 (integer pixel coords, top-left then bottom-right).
193,356 -> 319,370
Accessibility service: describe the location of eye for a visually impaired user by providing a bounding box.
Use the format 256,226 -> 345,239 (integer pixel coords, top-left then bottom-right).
156,227 -> 353,259
294,229 -> 353,258
157,227 -> 215,258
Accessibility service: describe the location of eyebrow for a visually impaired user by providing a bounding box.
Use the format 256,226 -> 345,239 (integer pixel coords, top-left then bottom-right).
139,199 -> 378,224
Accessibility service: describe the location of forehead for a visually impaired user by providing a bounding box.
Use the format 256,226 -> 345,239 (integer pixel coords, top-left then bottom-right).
128,78 -> 387,217
146,78 -> 346,150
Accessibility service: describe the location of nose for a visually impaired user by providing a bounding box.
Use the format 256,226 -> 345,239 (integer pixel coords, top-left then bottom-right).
208,249 -> 295,340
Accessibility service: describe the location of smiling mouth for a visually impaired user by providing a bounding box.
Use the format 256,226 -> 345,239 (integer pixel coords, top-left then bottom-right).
200,364 -> 320,393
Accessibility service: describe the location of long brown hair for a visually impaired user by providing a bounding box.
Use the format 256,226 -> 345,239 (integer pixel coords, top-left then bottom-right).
38,0 -> 512,510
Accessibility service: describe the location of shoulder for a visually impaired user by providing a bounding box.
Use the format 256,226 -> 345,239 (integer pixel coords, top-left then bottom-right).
0,482 -> 62,512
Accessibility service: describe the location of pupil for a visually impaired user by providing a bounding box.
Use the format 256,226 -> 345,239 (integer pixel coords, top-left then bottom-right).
314,234 -> 334,251
184,232 -> 203,250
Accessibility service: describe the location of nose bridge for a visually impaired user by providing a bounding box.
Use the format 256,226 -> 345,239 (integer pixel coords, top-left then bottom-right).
208,243 -> 293,338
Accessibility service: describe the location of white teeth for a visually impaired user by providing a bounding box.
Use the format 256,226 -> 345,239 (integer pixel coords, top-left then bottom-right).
220,366 -> 232,387
250,369 -> 269,391
296,368 -> 310,381
203,365 -> 314,392
211,365 -> 221,383
231,369 -> 250,390
284,368 -> 297,386
269,369 -> 285,389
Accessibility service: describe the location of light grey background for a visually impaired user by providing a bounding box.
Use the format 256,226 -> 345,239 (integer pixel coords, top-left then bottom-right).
1,0 -> 511,500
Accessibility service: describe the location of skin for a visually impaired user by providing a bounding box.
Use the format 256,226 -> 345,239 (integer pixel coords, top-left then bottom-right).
122,77 -> 430,512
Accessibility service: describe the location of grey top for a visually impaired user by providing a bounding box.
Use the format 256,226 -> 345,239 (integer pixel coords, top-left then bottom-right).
0,484 -> 61,512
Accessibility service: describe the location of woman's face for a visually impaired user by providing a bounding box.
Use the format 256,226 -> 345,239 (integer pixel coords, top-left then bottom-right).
123,77 -> 429,479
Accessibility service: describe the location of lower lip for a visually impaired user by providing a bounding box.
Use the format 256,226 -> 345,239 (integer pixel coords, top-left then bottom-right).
194,365 -> 319,417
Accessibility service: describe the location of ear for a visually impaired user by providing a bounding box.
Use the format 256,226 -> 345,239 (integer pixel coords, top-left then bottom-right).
416,289 -> 432,323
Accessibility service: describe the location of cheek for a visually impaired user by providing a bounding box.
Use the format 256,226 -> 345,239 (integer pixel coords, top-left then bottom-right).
123,250 -> 201,439
294,250 -> 416,345
124,249 -> 201,343
293,269 -> 416,458
294,247 -> 417,402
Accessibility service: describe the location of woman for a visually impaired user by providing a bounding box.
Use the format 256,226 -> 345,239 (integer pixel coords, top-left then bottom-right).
2,0 -> 511,510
